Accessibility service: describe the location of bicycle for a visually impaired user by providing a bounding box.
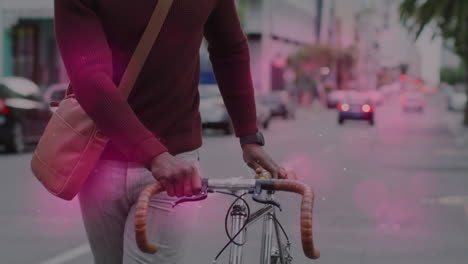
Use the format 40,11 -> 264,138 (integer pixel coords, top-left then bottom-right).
134,173 -> 320,264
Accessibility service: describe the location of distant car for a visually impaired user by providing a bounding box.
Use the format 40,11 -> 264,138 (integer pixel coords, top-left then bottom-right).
258,91 -> 296,119
199,85 -> 272,135
0,77 -> 51,153
367,90 -> 384,106
401,92 -> 424,112
337,92 -> 374,125
327,90 -> 347,108
447,85 -> 467,112
43,83 -> 68,112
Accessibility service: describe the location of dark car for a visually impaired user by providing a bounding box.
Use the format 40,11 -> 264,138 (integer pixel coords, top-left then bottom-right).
338,92 -> 374,126
258,91 -> 296,119
0,77 -> 51,153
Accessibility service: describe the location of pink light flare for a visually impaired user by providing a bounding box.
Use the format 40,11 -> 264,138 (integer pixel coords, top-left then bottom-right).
281,152 -> 335,195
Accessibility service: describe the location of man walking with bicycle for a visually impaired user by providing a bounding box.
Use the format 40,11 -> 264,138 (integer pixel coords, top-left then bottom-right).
54,0 -> 287,263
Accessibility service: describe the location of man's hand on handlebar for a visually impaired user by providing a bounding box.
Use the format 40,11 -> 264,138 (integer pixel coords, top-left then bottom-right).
242,144 -> 287,179
149,152 -> 202,197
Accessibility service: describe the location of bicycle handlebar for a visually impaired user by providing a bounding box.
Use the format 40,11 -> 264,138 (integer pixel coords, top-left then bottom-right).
134,178 -> 320,260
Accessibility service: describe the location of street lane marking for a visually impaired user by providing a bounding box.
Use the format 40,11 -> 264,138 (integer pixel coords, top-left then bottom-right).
438,196 -> 468,206
38,243 -> 91,264
422,196 -> 468,206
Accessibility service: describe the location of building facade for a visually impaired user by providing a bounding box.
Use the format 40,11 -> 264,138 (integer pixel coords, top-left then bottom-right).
378,0 -> 441,86
201,0 -> 317,94
2,0 -> 318,93
0,0 -> 65,89
330,0 -> 442,88
441,41 -> 461,68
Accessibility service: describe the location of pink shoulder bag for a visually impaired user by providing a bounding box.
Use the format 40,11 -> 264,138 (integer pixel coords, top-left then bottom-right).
31,0 -> 174,200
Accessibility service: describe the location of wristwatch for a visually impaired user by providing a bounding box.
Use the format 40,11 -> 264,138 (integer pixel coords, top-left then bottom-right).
240,131 -> 265,147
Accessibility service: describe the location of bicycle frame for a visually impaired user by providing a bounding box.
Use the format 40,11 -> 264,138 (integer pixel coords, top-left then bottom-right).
228,190 -> 288,264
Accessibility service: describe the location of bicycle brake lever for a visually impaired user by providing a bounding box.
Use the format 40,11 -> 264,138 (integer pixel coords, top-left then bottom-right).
172,193 -> 208,207
252,184 -> 282,211
172,179 -> 209,208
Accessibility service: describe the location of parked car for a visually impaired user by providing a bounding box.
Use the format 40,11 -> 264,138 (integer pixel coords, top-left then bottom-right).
401,92 -> 425,112
447,85 -> 467,112
337,92 -> 374,125
199,85 -> 272,135
0,77 -> 51,152
43,83 -> 68,112
326,90 -> 347,108
258,91 -> 296,119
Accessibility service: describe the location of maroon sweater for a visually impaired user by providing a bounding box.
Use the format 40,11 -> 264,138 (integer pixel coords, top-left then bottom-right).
55,0 -> 258,166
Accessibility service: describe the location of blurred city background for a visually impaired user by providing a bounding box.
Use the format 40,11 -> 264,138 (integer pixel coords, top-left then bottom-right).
0,0 -> 467,263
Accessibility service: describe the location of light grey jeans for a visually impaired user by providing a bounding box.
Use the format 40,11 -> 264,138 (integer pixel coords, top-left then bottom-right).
79,149 -> 200,264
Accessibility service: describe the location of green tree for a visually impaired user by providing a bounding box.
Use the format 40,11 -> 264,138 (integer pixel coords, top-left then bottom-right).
399,0 -> 468,126
441,64 -> 466,85
236,0 -> 247,28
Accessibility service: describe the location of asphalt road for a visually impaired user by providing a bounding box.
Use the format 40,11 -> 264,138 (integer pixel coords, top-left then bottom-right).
1,93 -> 467,264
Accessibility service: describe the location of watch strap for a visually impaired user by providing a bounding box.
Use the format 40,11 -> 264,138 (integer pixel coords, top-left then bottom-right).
240,132 -> 265,146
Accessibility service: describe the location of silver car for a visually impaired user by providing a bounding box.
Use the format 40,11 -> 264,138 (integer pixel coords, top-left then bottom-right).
447,85 -> 467,112
199,85 -> 272,135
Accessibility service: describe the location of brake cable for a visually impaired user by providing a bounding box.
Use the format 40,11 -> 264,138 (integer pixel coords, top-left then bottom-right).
212,191 -> 251,262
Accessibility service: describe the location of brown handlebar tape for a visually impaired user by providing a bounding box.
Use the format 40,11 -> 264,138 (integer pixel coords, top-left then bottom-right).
134,182 -> 164,254
272,180 -> 320,259
134,179 -> 320,259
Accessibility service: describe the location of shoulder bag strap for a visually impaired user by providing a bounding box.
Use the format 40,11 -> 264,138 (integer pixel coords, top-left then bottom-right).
118,0 -> 174,98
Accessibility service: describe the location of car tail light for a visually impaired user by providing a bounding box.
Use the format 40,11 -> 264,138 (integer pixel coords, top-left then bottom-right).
339,103 -> 350,112
362,104 -> 372,113
0,99 -> 9,114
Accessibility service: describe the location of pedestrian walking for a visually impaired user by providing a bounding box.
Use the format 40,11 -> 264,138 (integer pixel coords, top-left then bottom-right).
54,0 -> 287,263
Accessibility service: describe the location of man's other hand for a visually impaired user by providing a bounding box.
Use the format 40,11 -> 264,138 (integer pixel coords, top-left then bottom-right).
242,144 -> 287,179
150,152 -> 202,197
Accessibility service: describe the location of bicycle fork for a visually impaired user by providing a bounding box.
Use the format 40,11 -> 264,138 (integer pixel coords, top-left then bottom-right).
229,200 -> 248,264
228,191 -> 278,264
259,211 -> 275,264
